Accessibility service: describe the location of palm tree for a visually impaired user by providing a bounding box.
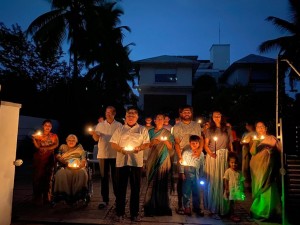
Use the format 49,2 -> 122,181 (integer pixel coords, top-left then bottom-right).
258,0 -> 300,90
27,0 -> 116,79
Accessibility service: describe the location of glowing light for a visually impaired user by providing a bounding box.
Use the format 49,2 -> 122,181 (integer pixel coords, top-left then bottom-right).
199,180 -> 205,185
213,136 -> 218,141
35,130 -> 42,136
181,160 -> 188,166
260,135 -> 265,140
160,136 -> 167,141
198,119 -> 202,124
88,127 -> 93,132
124,145 -> 134,151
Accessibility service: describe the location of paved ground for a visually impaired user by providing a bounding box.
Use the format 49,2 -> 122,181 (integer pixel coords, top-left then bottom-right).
11,160 -> 281,225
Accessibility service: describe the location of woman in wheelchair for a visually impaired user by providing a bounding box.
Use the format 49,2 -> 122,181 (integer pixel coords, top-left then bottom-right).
52,134 -> 89,205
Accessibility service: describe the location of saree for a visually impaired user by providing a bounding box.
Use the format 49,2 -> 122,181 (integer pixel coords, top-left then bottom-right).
33,132 -> 58,203
250,135 -> 281,220
144,128 -> 174,216
54,144 -> 88,201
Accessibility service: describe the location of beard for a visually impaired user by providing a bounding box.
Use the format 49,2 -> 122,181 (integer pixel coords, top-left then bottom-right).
181,115 -> 192,122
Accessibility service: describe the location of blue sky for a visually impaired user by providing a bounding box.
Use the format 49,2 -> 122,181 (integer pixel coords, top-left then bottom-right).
0,0 -> 290,63
2,0 -> 299,97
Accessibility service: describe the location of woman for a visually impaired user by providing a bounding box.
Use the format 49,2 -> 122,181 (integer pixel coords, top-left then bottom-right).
249,121 -> 281,221
204,111 -> 233,218
53,134 -> 88,204
32,119 -> 59,205
144,114 -> 174,216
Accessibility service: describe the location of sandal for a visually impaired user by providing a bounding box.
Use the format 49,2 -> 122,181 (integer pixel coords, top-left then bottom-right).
176,207 -> 185,215
230,215 -> 241,222
98,202 -> 108,209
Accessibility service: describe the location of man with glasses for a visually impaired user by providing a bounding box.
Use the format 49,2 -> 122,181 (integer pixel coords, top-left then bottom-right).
110,106 -> 150,222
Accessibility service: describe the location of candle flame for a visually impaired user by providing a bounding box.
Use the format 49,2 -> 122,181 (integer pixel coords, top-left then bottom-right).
124,145 -> 134,151
213,136 -> 218,141
181,160 -> 188,166
88,127 -> 93,132
260,135 -> 265,140
160,136 -> 167,141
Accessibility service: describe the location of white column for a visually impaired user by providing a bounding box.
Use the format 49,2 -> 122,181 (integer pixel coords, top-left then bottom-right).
0,101 -> 22,225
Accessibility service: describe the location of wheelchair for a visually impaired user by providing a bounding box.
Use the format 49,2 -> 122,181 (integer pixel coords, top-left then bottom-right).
50,151 -> 93,207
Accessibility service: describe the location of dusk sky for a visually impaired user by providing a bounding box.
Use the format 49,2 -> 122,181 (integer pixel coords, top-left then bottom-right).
0,0 -> 290,63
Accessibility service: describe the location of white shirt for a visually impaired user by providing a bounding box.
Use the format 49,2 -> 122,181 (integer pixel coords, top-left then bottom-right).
110,123 -> 150,167
95,120 -> 122,159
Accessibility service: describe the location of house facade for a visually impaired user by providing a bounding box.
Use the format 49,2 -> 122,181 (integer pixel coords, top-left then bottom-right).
133,55 -> 199,117
220,54 -> 276,92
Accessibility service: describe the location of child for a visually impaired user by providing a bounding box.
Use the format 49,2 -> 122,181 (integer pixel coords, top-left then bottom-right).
179,135 -> 205,216
223,152 -> 245,222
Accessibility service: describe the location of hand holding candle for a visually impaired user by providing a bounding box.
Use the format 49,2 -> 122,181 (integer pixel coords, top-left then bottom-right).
32,130 -> 42,140
213,136 -> 218,153
160,136 -> 168,141
124,145 -> 134,152
181,160 -> 188,166
68,159 -> 80,168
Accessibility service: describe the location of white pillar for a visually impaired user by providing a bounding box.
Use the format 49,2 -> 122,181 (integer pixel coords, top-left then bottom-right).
0,101 -> 22,225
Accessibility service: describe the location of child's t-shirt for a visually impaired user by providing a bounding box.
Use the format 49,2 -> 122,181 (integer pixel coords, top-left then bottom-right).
223,168 -> 245,201
179,149 -> 205,178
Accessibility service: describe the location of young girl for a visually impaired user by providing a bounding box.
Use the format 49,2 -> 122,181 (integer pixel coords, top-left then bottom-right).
223,152 -> 245,222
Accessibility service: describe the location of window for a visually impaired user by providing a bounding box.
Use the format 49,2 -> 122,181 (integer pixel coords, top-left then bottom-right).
155,74 -> 177,83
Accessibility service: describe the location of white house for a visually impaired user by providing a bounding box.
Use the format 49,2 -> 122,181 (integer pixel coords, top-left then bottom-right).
133,55 -> 200,116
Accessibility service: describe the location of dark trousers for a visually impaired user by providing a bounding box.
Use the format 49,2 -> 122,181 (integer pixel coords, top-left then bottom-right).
115,166 -> 142,217
177,175 -> 183,208
98,158 -> 116,203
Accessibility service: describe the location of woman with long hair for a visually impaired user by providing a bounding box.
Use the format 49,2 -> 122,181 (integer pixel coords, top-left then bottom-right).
204,111 -> 233,218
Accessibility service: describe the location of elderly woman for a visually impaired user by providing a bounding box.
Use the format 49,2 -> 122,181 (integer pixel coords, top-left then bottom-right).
53,134 -> 88,204
249,121 -> 281,221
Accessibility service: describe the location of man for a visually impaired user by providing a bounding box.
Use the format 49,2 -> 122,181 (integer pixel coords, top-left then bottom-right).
144,116 -> 154,131
172,105 -> 203,215
110,106 -> 150,222
90,106 -> 122,209
163,115 -> 172,131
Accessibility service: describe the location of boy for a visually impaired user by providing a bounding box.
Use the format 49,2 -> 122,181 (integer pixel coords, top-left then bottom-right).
179,135 -> 205,216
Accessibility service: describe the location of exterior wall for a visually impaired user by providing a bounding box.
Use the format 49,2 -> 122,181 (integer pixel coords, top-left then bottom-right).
138,64 -> 194,113
139,66 -> 192,86
227,68 -> 249,85
0,101 -> 21,225
226,66 -> 275,92
210,44 -> 230,70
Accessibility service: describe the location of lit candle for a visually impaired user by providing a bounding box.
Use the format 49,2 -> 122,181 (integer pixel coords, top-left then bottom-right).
69,161 -> 79,168
198,119 -> 202,124
35,130 -> 42,136
253,135 -> 258,140
88,127 -> 93,132
213,136 -> 218,152
124,145 -> 134,151
181,160 -> 188,166
160,136 -> 167,141
242,139 -> 246,143
260,135 -> 265,140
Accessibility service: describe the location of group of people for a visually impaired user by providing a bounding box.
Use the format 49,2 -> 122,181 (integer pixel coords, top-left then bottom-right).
31,105 -> 282,223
